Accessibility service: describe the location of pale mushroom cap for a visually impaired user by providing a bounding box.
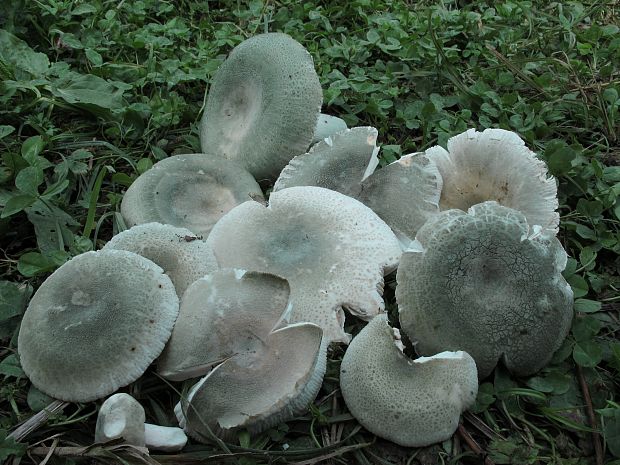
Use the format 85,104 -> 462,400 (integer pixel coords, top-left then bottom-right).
358,152 -> 443,245
273,127 -> 380,197
121,153 -> 264,237
396,202 -> 574,378
200,33 -> 323,181
178,322 -> 326,440
103,223 -> 218,297
207,186 -> 402,344
340,315 -> 478,447
17,250 -> 179,402
158,269 -> 291,381
426,128 -> 559,235
95,393 -> 146,446
312,113 -> 348,144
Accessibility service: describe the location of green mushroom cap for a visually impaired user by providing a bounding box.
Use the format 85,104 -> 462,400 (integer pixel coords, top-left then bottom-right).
396,202 -> 574,378
17,250 -> 179,402
199,33 -> 322,181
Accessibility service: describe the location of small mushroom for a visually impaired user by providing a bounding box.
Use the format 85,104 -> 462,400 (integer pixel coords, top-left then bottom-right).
200,32 -> 322,181
103,222 -> 218,297
340,314 -> 478,447
17,250 -> 179,402
95,393 -> 188,452
121,153 -> 264,238
158,269 -> 291,381
312,113 -> 348,144
273,129 -> 442,244
425,128 -> 559,235
396,202 -> 574,378
95,393 -> 146,446
207,186 -> 402,344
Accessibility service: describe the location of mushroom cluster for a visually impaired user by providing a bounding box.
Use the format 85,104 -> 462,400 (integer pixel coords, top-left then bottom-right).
16,31 -> 574,454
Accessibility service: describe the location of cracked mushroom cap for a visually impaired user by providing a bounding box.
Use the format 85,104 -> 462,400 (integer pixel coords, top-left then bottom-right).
200,32 -> 322,181
207,186 -> 402,344
340,315 -> 478,447
95,393 -> 146,446
273,130 -> 442,244
121,153 -> 264,237
158,269 -> 291,381
396,202 -> 574,378
273,127 -> 381,197
425,128 -> 559,235
17,250 -> 179,402
312,113 -> 348,144
176,322 -> 326,441
103,223 -> 218,297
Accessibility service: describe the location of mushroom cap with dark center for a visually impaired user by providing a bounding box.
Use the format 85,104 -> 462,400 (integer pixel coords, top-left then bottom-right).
396,202 -> 573,378
207,186 -> 402,344
18,250 -> 179,402
121,153 -> 264,237
340,314 -> 478,447
200,33 -> 322,181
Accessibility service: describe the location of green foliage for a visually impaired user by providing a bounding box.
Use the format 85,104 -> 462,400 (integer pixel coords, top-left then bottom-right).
0,0 -> 618,463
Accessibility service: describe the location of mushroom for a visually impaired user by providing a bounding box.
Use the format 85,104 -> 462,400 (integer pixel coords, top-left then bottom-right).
17,250 -> 179,402
95,393 -> 188,452
165,270 -> 327,440
176,322 -> 326,441
312,113 -> 348,144
199,32 -> 322,181
121,153 -> 264,238
340,314 -> 478,447
103,222 -> 218,297
396,201 -> 574,378
424,128 -> 559,236
158,269 -> 292,381
207,186 -> 402,344
273,128 -> 442,244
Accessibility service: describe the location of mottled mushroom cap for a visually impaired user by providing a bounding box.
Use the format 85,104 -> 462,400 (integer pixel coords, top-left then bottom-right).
340,315 -> 478,447
273,127 -> 380,197
207,186 -> 402,344
312,113 -> 348,144
177,322 -> 326,441
121,153 -> 264,237
273,130 -> 442,244
95,393 -> 146,446
17,250 -> 179,402
158,269 -> 291,381
200,33 -> 322,181
425,128 -> 559,235
103,223 -> 218,297
396,202 -> 574,378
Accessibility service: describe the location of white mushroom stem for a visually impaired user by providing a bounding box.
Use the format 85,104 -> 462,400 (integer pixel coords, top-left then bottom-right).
95,394 -> 146,446
144,424 -> 187,452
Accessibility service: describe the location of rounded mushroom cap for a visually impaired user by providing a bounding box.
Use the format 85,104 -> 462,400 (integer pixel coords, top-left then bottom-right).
207,186 -> 402,344
273,127 -> 380,197
103,222 -> 218,297
312,113 -> 348,144
95,393 -> 146,446
158,269 -> 291,381
17,250 -> 179,402
121,153 -> 264,238
425,128 -> 559,235
396,202 -> 574,378
340,314 -> 478,447
177,322 -> 326,441
200,32 -> 323,181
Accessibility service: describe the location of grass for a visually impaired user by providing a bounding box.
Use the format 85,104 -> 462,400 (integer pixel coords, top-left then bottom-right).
0,0 -> 619,463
